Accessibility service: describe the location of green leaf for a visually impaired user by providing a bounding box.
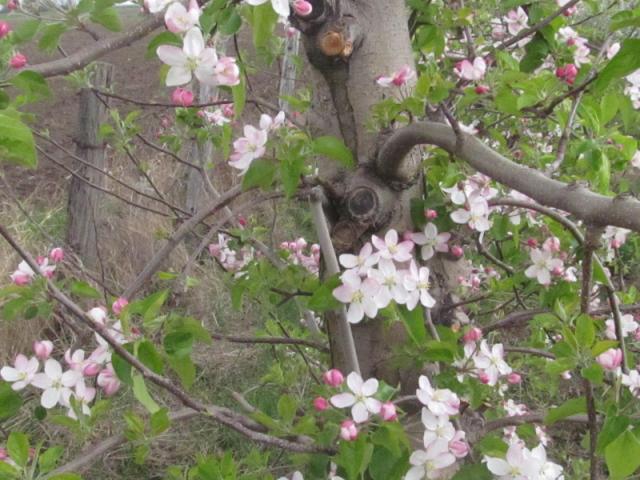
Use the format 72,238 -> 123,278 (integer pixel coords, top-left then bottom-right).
452,464 -> 493,480
219,10 -> 242,35
48,473 -> 83,480
137,340 -> 164,374
150,408 -> 171,435
38,446 -> 64,474
519,34 -> 550,73
131,289 -> 168,323
38,23 -> 68,53
146,31 -> 182,59
597,415 -> 630,455
581,363 -> 604,385
545,397 -> 587,425
0,112 -> 38,168
132,373 -> 160,413
334,436 -> 374,480
11,70 -> 51,102
111,352 -> 133,385
277,394 -> 297,424
312,136 -> 354,168
575,314 -> 596,348
0,382 -> 23,420
242,159 -> 276,190
593,39 -> 640,94
251,2 -> 278,49
605,430 -> 640,480
231,76 -> 246,118
0,461 -> 19,478
307,275 -> 341,312
164,332 -> 194,357
591,340 -> 619,357
279,156 -> 305,198
167,354 -> 196,388
398,305 -> 426,346
12,19 -> 41,43
70,281 -> 101,299
7,432 -> 29,467
90,6 -> 122,32
369,446 -> 409,480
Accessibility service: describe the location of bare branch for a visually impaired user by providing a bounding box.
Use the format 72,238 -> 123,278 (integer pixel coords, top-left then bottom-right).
211,332 -> 329,352
377,122 -> 640,232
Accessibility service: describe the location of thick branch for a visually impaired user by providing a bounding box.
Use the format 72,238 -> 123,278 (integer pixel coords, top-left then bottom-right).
377,122 -> 640,232
27,14 -> 164,78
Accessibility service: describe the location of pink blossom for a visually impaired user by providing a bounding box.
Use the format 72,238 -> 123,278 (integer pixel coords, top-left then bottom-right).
463,327 -> 482,343
10,260 -> 34,285
1,354 -> 39,391
228,124 -> 268,174
371,229 -> 414,262
424,209 -> 438,220
214,56 -> 241,86
33,340 -> 54,360
380,401 -> 397,421
412,223 -> 450,260
259,111 -> 285,131
292,0 -> 312,16
526,238 -> 538,248
450,196 -> 492,232
473,341 -> 512,386
0,21 -> 11,38
596,348 -> 622,371
97,363 -> 121,396
376,65 -> 415,87
49,247 -> 64,262
504,7 -> 528,36
171,87 -> 194,107
36,256 -> 56,278
9,53 -> 27,69
507,372 -> 522,384
454,57 -> 486,81
333,269 -> 381,324
416,375 -> 460,416
31,359 -> 81,409
112,297 -> 128,315
450,245 -> 464,258
313,396 -> 329,411
7,0 -> 17,10
157,27 -> 218,86
403,261 -> 436,310
338,242 -> 379,275
164,0 -> 200,33
449,431 -> 469,458
330,372 -> 381,423
525,248 -> 564,286
340,419 -> 358,441
323,369 -> 344,387
475,85 -> 490,94
222,103 -> 234,118
556,64 -> 578,85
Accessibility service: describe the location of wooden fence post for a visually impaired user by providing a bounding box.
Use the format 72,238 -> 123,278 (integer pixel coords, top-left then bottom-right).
67,62 -> 113,270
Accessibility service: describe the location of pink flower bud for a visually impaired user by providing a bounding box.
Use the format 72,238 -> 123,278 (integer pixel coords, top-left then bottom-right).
424,209 -> 438,219
171,87 -> 194,107
542,236 -> 561,253
478,371 -> 490,384
507,372 -> 522,384
463,327 -> 482,343
97,364 -> 121,396
611,239 -> 622,249
49,247 -> 64,262
286,26 -> 297,38
222,103 -> 234,118
555,66 -> 567,79
340,419 -> 358,441
380,401 -> 397,421
323,369 -> 344,387
474,85 -> 490,94
0,21 -> 11,38
449,431 -> 469,458
293,0 -> 312,16
526,238 -> 538,248
7,0 -> 17,10
596,348 -> 622,371
551,266 -> 564,276
238,216 -> 247,227
0,448 -> 7,460
11,271 -> 31,285
33,340 -> 54,360
9,53 -> 27,69
83,362 -> 101,377
208,243 -> 221,258
451,245 -> 464,258
564,6 -> 577,16
313,396 -> 329,411
112,297 -> 128,315
311,244 -> 320,254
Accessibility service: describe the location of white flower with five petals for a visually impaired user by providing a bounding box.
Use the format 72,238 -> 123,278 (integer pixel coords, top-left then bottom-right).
157,27 -> 218,86
330,372 -> 382,423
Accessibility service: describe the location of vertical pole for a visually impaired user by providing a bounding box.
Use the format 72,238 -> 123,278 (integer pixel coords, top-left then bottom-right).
67,62 -> 113,270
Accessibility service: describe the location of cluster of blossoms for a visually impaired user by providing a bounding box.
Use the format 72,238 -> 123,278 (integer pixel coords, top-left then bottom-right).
228,111 -> 286,174
443,173 -> 498,233
0,308 -> 124,418
456,265 -> 500,292
524,236 -> 576,286
484,435 -> 564,479
557,26 -> 590,66
9,247 -> 63,285
453,328 -> 516,387
454,57 -> 487,83
208,233 -> 256,273
332,227 -> 450,324
279,237 -> 320,274
153,1 -> 240,88
198,103 -> 234,126
0,19 -> 28,69
625,70 -> 640,109
405,376 -> 468,479
602,226 -> 630,261
488,7 -> 530,48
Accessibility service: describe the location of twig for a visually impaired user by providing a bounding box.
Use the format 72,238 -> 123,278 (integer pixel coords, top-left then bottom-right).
503,346 -> 555,359
474,235 -> 514,274
498,0 -> 582,50
581,227 -> 602,314
584,378 -> 599,480
309,188 -> 360,375
212,332 -> 329,352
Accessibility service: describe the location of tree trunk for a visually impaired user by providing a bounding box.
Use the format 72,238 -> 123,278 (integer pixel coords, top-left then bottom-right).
297,0 -> 463,385
67,62 -> 113,270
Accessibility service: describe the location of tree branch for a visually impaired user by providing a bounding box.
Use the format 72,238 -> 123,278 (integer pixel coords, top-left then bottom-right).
377,122 -> 640,232
26,14 -> 165,78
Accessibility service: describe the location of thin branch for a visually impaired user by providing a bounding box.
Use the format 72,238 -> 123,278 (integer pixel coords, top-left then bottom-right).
212,333 -> 329,352
309,188 -> 360,375
474,235 -> 514,274
503,346 -> 555,359
581,227 -> 602,315
0,224 -> 333,456
584,378 -> 599,480
498,0 -> 582,50
482,412 -> 590,435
